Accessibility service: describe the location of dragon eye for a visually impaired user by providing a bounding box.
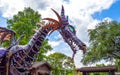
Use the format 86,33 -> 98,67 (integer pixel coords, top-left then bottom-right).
69,25 -> 76,34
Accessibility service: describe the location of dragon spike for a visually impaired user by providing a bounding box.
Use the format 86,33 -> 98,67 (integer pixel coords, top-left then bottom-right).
51,8 -> 62,24
42,18 -> 59,24
61,5 -> 69,25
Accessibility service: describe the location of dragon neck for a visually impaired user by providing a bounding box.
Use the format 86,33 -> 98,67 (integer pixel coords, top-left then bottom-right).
27,27 -> 51,55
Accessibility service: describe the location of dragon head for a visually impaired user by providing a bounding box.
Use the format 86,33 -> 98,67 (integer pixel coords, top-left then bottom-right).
40,6 -> 86,59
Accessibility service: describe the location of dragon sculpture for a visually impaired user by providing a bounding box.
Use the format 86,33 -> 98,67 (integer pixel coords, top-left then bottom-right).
0,6 -> 86,75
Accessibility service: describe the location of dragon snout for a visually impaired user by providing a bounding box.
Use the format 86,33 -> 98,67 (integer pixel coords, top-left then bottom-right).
80,44 -> 86,54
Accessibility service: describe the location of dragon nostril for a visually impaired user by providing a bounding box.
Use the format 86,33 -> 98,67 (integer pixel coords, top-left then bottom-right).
83,44 -> 86,47
80,44 -> 86,50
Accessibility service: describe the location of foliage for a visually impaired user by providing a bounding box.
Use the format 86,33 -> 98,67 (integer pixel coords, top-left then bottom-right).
6,7 -> 52,61
37,39 -> 52,61
82,21 -> 120,65
46,52 -> 75,75
115,59 -> 120,71
7,7 -> 41,45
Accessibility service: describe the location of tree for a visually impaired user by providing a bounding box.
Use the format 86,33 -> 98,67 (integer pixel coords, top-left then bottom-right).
6,7 -> 52,61
37,39 -> 52,61
46,52 -> 75,75
82,21 -> 120,65
7,7 -> 40,45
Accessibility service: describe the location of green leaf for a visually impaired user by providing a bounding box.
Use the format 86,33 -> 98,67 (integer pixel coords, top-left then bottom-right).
82,21 -> 120,65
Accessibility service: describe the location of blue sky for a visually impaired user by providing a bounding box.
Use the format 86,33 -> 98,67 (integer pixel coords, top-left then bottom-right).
0,0 -> 120,67
1,0 -> 120,27
0,15 -> 7,27
92,0 -> 120,22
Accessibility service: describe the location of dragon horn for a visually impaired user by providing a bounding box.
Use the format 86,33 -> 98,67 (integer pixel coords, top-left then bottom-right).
51,8 -> 62,25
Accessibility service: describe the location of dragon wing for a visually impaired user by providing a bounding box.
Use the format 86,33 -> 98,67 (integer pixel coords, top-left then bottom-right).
0,27 -> 16,44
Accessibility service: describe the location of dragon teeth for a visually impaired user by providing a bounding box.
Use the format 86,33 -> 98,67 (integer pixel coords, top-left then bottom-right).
70,39 -> 79,51
73,42 -> 79,50
76,45 -> 79,50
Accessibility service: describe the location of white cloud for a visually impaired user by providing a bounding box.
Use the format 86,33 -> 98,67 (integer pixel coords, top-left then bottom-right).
87,19 -> 100,29
0,0 -> 26,18
48,40 -> 62,47
45,50 -> 55,56
102,17 -> 112,22
0,0 -> 116,67
74,51 -> 85,68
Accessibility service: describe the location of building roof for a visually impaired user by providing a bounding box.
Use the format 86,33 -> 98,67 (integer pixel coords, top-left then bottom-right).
77,66 -> 117,72
31,61 -> 52,70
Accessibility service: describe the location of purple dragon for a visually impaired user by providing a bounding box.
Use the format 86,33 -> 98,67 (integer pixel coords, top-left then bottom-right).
0,6 -> 86,75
